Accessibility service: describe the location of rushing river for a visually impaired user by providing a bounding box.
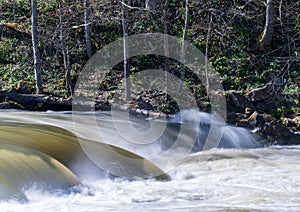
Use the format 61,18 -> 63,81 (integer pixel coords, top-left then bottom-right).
0,110 -> 300,211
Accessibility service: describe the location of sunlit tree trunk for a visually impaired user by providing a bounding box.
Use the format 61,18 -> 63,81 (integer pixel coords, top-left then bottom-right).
59,0 -> 72,95
163,0 -> 170,102
180,0 -> 189,80
84,0 -> 92,58
31,0 -> 42,94
163,0 -> 170,73
257,0 -> 275,49
122,1 -> 131,101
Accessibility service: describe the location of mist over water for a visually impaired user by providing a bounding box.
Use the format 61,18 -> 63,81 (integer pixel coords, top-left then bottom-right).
0,110 -> 299,211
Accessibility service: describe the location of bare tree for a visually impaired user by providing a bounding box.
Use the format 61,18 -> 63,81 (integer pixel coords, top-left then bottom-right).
257,0 -> 275,49
180,0 -> 189,80
163,0 -> 170,101
163,0 -> 170,73
59,0 -> 72,95
31,0 -> 42,94
122,0 -> 131,101
205,15 -> 213,94
84,0 -> 92,58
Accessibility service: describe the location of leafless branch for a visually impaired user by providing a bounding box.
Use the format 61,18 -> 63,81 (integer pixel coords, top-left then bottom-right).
119,0 -> 150,12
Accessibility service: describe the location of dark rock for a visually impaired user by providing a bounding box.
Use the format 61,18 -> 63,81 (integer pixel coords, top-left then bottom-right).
236,120 -> 254,129
255,101 -> 270,112
0,92 -> 6,102
95,101 -> 111,111
137,101 -> 154,111
226,91 -> 245,113
260,123 -> 300,145
227,112 -> 238,124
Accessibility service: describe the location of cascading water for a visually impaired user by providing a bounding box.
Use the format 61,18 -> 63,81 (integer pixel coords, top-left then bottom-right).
164,109 -> 263,150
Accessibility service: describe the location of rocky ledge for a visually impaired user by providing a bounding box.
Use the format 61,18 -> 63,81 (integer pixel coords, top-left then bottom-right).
226,86 -> 300,145
1,86 -> 300,146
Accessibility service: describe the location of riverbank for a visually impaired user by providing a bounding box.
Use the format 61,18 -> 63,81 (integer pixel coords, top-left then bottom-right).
1,89 -> 299,146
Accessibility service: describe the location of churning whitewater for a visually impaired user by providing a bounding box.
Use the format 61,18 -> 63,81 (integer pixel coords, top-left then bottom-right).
0,110 -> 299,211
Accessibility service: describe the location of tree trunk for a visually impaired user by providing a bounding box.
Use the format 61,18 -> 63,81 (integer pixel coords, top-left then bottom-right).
59,0 -> 72,95
31,0 -> 43,94
180,0 -> 189,80
163,0 -> 170,102
205,15 -> 213,94
257,0 -> 275,49
84,0 -> 92,58
122,1 -> 131,101
145,0 -> 156,11
163,0 -> 170,73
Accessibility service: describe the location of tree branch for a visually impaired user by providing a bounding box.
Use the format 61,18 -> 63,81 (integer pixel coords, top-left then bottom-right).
119,1 -> 150,11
